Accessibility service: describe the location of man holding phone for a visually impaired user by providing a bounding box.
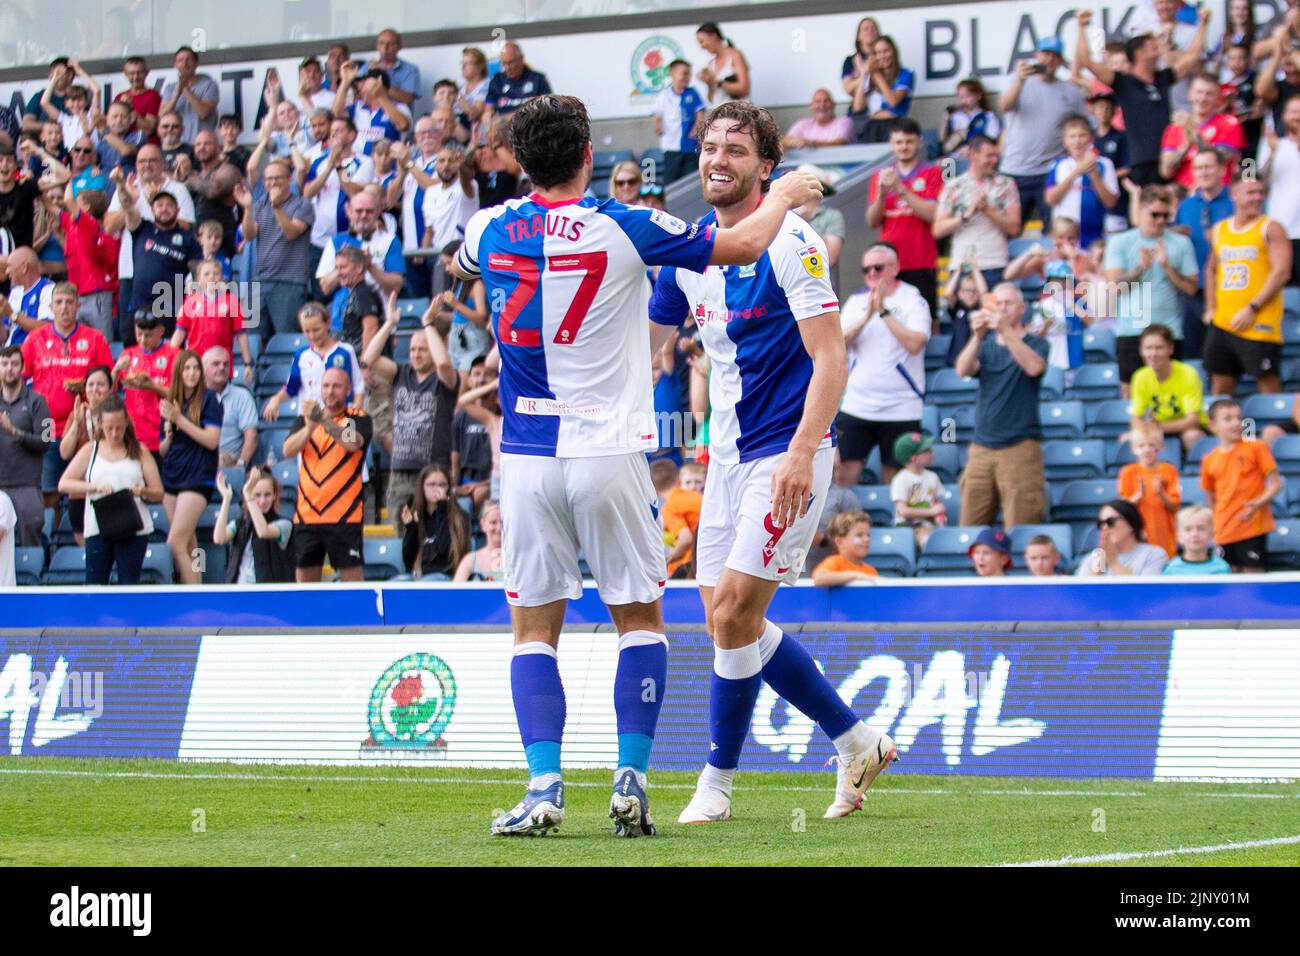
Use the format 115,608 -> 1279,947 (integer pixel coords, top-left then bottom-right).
998,37 -> 1086,225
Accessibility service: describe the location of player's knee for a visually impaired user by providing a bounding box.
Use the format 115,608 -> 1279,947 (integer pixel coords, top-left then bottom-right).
709,588 -> 761,646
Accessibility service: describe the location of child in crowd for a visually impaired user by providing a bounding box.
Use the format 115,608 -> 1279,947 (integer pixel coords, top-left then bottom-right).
197,220 -> 233,280
1219,43 -> 1262,160
1118,422 -> 1181,557
1004,217 -> 1091,378
650,58 -> 705,184
811,511 -> 878,586
1044,116 -> 1120,250
942,251 -> 987,366
263,302 -> 363,420
42,64 -> 100,154
662,461 -> 705,579
650,458 -> 679,510
95,100 -> 143,177
1024,534 -> 1065,576
1201,399 -> 1282,573
890,431 -> 945,550
1162,505 -> 1232,575
941,78 -> 1000,156
59,188 -> 120,341
174,258 -> 252,380
968,527 -> 1012,577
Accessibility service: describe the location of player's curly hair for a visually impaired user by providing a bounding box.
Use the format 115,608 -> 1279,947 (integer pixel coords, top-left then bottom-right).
694,101 -> 783,192
506,94 -> 590,189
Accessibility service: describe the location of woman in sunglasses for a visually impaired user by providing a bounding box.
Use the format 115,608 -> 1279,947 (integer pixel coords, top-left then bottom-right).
1076,498 -> 1169,576
608,160 -> 643,206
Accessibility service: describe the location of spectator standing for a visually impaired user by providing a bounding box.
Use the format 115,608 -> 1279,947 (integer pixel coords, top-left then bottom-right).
1219,43 -> 1263,159
21,59 -> 74,135
362,28 -> 421,109
232,167 -> 314,339
1202,396 -> 1283,574
695,23 -> 751,106
866,118 -> 942,318
999,38 -> 1088,224
263,302 -> 363,421
841,16 -> 882,103
302,117 -> 376,279
21,282 -> 112,508
58,395 -> 163,584
835,243 -> 930,486
1076,499 -> 1169,576
933,136 -> 1022,287
435,240 -> 490,371
158,348 -> 222,584
941,254 -> 988,365
954,283 -> 1050,529
451,355 -> 495,512
156,111 -> 195,175
316,190 -> 406,298
1257,19 -> 1300,129
481,42 -> 552,126
1087,92 -> 1130,191
116,183 -> 202,337
1129,324 -> 1208,452
202,346 -> 257,470
160,47 -> 220,143
1074,9 -> 1209,185
419,144 -> 479,268
387,117 -> 449,299
783,89 -> 854,149
811,511 -> 878,586
941,79 -> 1001,156
457,48 -> 491,141
115,57 -> 161,143
398,463 -> 471,579
1173,149 -> 1233,360
113,311 -> 177,461
1,247 -> 54,346
363,297 -> 459,532
0,345 -> 51,545
0,147 -> 45,249
890,430 -> 946,551
1044,114 -> 1120,249
1159,73 -> 1244,188
452,499 -> 504,582
173,258 -> 251,372
1162,505 -> 1232,574
852,36 -> 913,143
1104,185 -> 1199,394
176,131 -> 241,257
1118,421 -> 1182,556
662,461 -> 705,579
334,61 -> 411,157
1260,95 -> 1300,287
283,366 -> 372,582
212,466 -> 294,584
57,364 -> 112,544
652,60 -> 706,183
60,188 -> 119,342
1203,174 -> 1291,397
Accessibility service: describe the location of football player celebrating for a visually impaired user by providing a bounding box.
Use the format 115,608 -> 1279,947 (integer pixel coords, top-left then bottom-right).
649,101 -> 898,823
451,94 -> 823,836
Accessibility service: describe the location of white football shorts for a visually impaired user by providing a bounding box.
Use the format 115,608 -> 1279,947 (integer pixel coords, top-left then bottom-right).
499,451 -> 667,607
695,444 -> 835,587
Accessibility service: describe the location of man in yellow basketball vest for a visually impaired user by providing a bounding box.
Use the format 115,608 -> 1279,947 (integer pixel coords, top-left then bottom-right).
1203,172 -> 1293,397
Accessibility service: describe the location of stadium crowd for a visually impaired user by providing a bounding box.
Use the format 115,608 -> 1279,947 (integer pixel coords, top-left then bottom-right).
2,1 -> 1300,586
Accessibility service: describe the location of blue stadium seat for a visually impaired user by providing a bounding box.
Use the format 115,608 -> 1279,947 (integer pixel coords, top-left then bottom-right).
1288,475 -> 1300,516
258,427 -> 293,466
145,503 -> 169,541
921,405 -> 940,438
869,526 -> 915,577
110,341 -> 125,361
1275,435 -> 1300,476
1284,287 -> 1300,319
1110,436 -> 1181,472
1180,484 -> 1206,509
1039,400 -> 1085,439
860,445 -> 882,485
1241,393 -> 1296,427
1051,479 -> 1115,523
1008,237 -> 1050,260
590,178 -> 610,199
43,546 -> 86,584
272,459 -> 299,507
939,483 -> 960,513
1042,439 -> 1106,480
1274,478 -> 1291,519
925,334 -> 951,371
937,404 -> 976,443
396,298 -> 430,320
926,368 -> 977,407
640,148 -> 666,181
276,396 -> 301,420
921,128 -> 941,160
1182,435 -> 1219,477
1075,524 -> 1100,562
929,441 -> 963,483
594,149 -> 635,169
1009,523 -> 1074,569
1088,399 -> 1132,439
393,334 -> 412,364
1065,363 -> 1120,402
852,485 -> 894,526
1082,327 -> 1116,363
1267,519 -> 1300,569
1284,358 -> 1300,390
363,538 -> 406,581
137,544 -> 174,585
1283,310 -> 1300,359
262,333 -> 307,363
918,525 -> 988,574
1039,365 -> 1065,401
220,464 -> 246,494
257,361 -> 293,397
14,547 -> 44,586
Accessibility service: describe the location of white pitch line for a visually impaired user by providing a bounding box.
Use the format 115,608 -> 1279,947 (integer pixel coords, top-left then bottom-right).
0,767 -> 1296,800
1001,833 -> 1300,867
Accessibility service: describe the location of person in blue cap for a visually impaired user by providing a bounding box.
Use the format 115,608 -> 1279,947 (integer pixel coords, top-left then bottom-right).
969,527 -> 1013,577
998,35 -> 1087,226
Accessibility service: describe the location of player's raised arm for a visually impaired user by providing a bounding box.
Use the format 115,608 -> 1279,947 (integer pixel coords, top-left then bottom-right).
709,170 -> 824,265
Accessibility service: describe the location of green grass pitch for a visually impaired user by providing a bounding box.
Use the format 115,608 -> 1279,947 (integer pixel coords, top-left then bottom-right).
2,757 -> 1297,866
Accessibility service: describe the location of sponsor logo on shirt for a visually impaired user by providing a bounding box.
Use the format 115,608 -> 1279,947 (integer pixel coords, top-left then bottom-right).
798,244 -> 826,278
738,263 -> 756,278
514,396 -> 605,419
649,209 -> 688,235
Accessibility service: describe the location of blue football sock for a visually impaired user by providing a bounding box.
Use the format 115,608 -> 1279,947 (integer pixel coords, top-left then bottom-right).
707,642 -> 763,770
758,620 -> 858,741
511,643 -> 566,782
613,631 -> 668,775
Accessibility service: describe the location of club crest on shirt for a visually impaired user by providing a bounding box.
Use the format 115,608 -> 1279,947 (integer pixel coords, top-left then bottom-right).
738,263 -> 756,278
797,244 -> 825,278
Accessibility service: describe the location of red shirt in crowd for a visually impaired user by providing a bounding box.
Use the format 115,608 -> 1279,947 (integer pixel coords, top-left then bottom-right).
60,211 -> 120,296
121,342 -> 179,452
177,289 -> 245,366
1159,113 -> 1243,189
20,322 -> 113,436
115,87 -> 162,144
867,162 -> 943,271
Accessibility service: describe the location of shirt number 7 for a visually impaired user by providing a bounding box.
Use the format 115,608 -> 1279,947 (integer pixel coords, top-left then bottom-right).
490,251 -> 608,347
